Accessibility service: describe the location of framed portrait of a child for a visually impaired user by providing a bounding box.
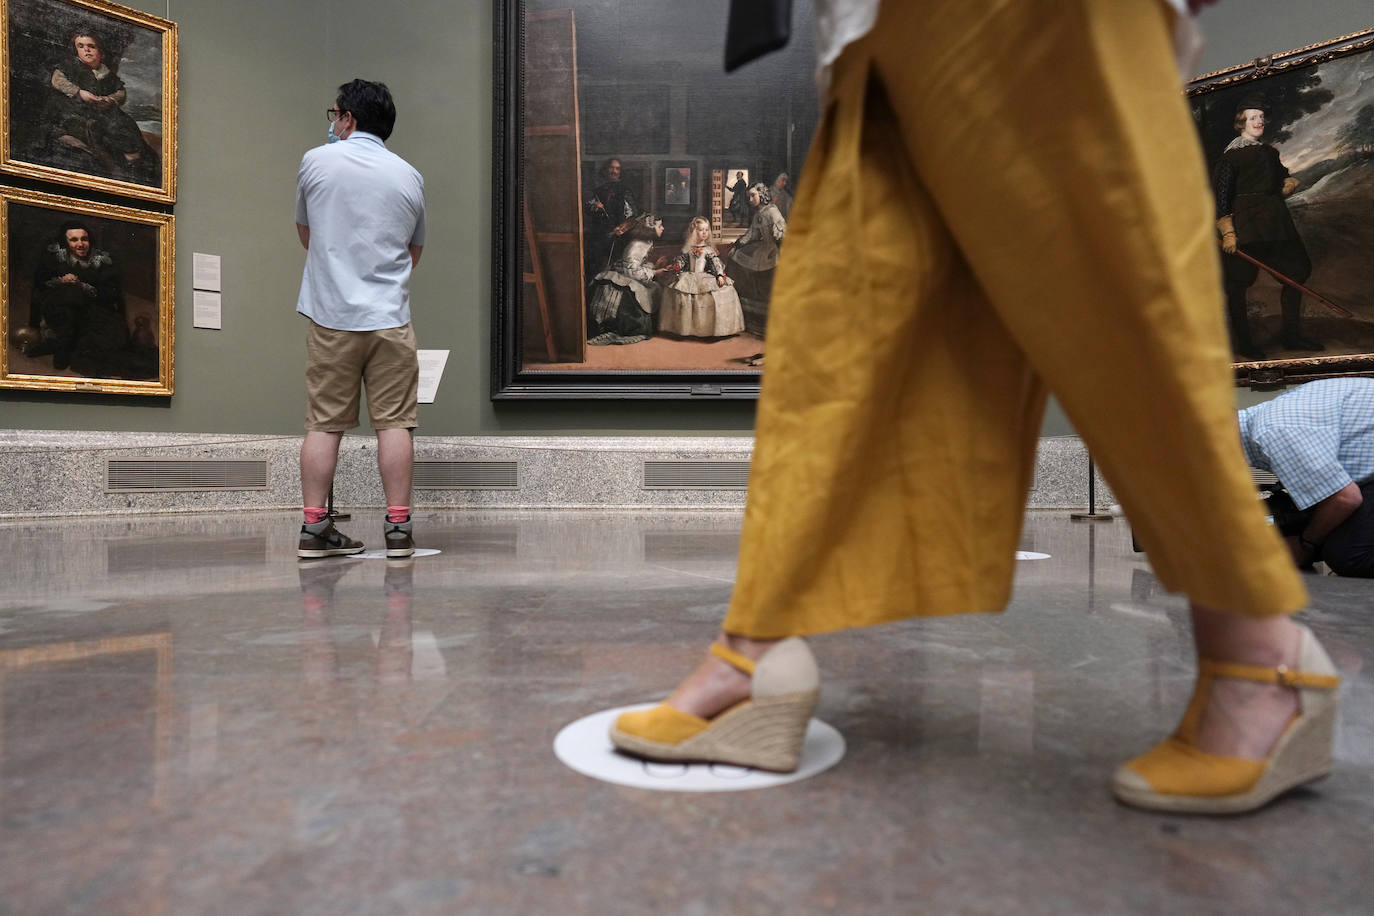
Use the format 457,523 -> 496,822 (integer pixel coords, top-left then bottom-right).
2,0 -> 177,203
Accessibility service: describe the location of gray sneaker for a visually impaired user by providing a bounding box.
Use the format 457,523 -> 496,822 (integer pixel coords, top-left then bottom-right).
298,520 -> 364,558
384,519 -> 415,558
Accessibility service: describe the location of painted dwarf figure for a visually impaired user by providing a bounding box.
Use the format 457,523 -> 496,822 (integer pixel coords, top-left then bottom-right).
27,220 -> 122,371
43,31 -> 157,182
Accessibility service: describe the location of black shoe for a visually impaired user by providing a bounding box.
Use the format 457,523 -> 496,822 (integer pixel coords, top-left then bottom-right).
1281,334 -> 1325,351
383,518 -> 415,558
298,520 -> 364,558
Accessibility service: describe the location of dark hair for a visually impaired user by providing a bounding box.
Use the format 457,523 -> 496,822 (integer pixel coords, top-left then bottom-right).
336,79 -> 396,140
601,158 -> 622,177
70,30 -> 105,52
59,219 -> 92,241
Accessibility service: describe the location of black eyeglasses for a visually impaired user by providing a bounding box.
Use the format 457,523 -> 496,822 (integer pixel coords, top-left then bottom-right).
326,108 -> 347,122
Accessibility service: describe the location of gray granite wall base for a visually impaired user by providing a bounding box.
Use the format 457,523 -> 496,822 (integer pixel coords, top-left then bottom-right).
0,430 -> 1113,518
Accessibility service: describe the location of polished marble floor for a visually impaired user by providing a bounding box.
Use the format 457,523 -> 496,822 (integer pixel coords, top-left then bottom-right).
0,509 -> 1370,914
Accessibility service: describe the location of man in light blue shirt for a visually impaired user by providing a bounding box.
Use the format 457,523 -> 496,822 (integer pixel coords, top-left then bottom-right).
294,79 -> 425,560
1239,378 -> 1374,576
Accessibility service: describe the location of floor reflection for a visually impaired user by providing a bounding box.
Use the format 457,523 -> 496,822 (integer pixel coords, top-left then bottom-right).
0,509 -> 1368,912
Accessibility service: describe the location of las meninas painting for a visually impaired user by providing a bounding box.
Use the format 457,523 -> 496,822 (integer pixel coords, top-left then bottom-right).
1189,30 -> 1374,377
495,0 -> 820,397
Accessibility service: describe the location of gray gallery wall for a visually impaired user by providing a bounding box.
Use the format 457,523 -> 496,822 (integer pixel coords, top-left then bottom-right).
1,0 -> 1368,436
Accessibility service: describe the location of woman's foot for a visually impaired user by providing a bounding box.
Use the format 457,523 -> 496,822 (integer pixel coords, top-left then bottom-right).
1189,607 -> 1302,759
1115,611 -> 1340,813
662,633 -> 779,718
610,635 -> 819,772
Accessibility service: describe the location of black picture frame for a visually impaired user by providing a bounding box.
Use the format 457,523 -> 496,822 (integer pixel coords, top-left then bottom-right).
1187,28 -> 1374,387
491,0 -> 818,400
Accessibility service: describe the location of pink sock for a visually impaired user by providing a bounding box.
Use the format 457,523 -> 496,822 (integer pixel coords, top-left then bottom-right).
386,506 -> 410,523
303,507 -> 328,524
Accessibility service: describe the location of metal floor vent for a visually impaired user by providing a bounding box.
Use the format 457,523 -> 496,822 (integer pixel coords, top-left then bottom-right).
413,460 -> 520,489
107,459 -> 268,492
643,460 -> 751,490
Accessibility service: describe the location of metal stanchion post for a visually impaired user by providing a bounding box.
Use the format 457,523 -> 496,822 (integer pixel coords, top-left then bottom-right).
1071,455 -> 1112,521
326,486 -> 350,521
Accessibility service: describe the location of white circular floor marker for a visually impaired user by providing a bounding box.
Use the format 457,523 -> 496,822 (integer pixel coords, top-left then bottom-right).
554,703 -> 845,792
354,548 -> 442,560
1015,551 -> 1051,560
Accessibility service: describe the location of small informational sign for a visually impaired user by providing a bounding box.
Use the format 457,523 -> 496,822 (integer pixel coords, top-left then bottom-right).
192,290 -> 222,330
416,349 -> 450,404
192,252 -> 221,291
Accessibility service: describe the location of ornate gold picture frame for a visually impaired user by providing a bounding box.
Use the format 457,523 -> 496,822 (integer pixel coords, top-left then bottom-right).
2,0 -> 177,203
2,186 -> 173,395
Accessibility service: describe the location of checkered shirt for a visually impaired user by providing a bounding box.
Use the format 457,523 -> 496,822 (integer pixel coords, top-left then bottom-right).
1238,378 -> 1374,509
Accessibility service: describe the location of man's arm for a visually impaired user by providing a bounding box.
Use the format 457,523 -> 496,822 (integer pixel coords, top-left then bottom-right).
408,244 -> 422,268
297,223 -> 309,250
1287,482 -> 1363,566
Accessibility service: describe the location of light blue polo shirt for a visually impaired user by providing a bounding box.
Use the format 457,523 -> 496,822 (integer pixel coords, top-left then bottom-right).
295,131 -> 426,331
1239,378 -> 1374,509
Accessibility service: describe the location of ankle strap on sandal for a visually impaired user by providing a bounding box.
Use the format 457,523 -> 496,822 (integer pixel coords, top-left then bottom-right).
710,641 -> 757,675
1199,658 -> 1340,689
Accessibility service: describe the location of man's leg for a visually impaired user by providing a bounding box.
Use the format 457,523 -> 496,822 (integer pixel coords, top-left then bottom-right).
298,322 -> 365,557
1275,242 -> 1322,350
361,324 -> 419,557
300,430 -> 344,508
1223,256 -> 1264,361
1318,481 -> 1374,577
297,429 -> 364,557
376,427 -> 413,509
376,427 -> 415,558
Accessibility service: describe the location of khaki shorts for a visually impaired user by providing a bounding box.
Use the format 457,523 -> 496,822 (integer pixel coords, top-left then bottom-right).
304,320 -> 419,431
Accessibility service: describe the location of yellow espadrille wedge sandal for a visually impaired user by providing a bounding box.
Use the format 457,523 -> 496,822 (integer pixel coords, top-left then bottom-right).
609,637 -> 820,773
1114,623 -> 1340,814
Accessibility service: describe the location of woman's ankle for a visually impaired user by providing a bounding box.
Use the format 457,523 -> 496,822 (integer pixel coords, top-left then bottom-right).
720,632 -> 782,662
1189,605 -> 1301,666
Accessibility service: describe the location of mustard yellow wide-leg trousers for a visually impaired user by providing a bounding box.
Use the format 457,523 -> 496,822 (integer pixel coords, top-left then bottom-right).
723,0 -> 1307,638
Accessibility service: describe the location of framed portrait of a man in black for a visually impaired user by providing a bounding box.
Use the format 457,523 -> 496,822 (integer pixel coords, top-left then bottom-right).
2,186 -> 174,395
492,0 -> 820,399
1187,28 -> 1374,385
2,0 -> 177,203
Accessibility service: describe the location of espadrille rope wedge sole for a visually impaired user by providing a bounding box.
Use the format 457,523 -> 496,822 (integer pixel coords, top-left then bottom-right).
1113,623 -> 1340,814
610,637 -> 820,773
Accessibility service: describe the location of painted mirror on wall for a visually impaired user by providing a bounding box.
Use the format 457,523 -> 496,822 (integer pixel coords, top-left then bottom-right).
492,0 -> 819,398
1187,28 -> 1374,385
1,186 -> 174,395
2,0 -> 177,203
